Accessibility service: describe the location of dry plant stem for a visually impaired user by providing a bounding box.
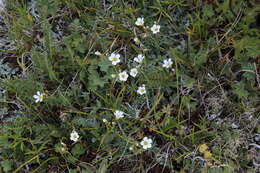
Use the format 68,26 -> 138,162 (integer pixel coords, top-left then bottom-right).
206,9 -> 243,56
254,62 -> 260,88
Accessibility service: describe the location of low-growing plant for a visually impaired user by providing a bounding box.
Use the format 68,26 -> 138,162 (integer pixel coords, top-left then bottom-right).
0,0 -> 259,172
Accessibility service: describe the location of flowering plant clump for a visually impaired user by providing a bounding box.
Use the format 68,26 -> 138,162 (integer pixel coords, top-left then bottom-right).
2,0 -> 257,172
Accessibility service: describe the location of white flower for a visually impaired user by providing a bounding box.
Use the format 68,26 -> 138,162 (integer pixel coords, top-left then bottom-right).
129,146 -> 133,151
61,147 -> 66,152
140,137 -> 152,150
137,85 -> 146,95
60,141 -> 67,152
70,130 -> 79,142
162,58 -> 173,68
33,91 -> 44,103
61,141 -> 66,147
111,74 -> 117,78
134,54 -> 145,63
134,37 -> 140,44
95,51 -> 102,56
118,71 -> 129,82
135,17 -> 144,26
151,24 -> 160,34
103,119 -> 108,123
114,110 -> 124,120
130,68 -> 138,77
108,53 -> 120,65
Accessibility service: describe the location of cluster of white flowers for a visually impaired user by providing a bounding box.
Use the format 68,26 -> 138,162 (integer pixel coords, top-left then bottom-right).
108,52 -> 145,82
107,16 -> 160,151
135,17 -> 160,34
31,16 -> 164,150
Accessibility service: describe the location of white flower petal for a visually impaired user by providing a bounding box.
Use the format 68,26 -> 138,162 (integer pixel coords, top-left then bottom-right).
108,53 -> 121,65
135,17 -> 144,26
130,68 -> 138,77
70,131 -> 79,142
162,58 -> 173,68
118,71 -> 129,82
151,24 -> 160,34
114,110 -> 124,119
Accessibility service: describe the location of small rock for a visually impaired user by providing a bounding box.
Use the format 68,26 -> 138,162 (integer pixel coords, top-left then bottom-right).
254,134 -> 260,142
0,0 -> 5,12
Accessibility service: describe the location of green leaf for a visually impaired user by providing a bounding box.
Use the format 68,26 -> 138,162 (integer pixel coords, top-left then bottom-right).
233,81 -> 249,99
68,169 -> 77,173
82,169 -> 94,173
72,144 -> 86,157
234,37 -> 260,58
88,75 -> 107,90
0,137 -> 10,148
88,65 -> 107,90
1,160 -> 13,172
98,159 -> 108,173
98,58 -> 112,72
194,48 -> 208,66
66,155 -> 77,164
203,4 -> 214,18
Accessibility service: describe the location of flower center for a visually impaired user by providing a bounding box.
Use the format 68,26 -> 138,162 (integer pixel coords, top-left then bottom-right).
112,57 -> 117,61
143,141 -> 148,146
